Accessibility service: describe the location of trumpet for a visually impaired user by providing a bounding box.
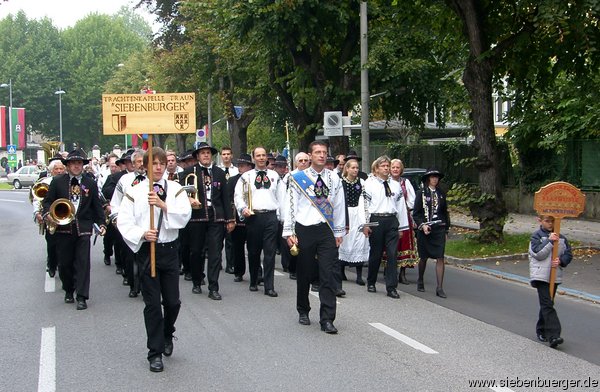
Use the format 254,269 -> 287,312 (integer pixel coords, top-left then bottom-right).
242,177 -> 254,215
46,198 -> 76,235
29,180 -> 49,204
184,167 -> 202,209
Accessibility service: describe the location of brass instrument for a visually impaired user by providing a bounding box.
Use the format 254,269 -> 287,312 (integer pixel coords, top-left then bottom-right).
29,180 -> 49,204
290,243 -> 299,256
243,176 -> 254,215
46,198 -> 76,235
184,167 -> 202,209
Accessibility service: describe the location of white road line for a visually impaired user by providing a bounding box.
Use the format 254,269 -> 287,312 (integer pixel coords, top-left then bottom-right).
274,270 -> 285,276
0,198 -> 25,203
45,274 -> 55,293
38,327 -> 56,392
309,291 -> 341,304
369,322 -> 438,354
490,388 -> 514,392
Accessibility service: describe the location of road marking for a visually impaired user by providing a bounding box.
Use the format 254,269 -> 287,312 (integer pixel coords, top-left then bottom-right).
0,198 -> 25,203
45,274 -> 55,293
274,270 -> 285,276
309,291 -> 341,304
490,388 -> 514,392
369,322 -> 438,354
38,327 -> 56,392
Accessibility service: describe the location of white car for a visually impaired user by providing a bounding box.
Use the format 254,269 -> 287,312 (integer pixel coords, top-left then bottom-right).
7,166 -> 41,189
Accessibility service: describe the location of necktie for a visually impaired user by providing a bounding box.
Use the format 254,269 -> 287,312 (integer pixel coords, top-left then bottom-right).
153,183 -> 167,201
168,172 -> 175,181
383,180 -> 392,197
314,174 -> 329,199
224,167 -> 230,180
132,174 -> 145,186
70,177 -> 80,202
254,170 -> 271,189
202,167 -> 211,192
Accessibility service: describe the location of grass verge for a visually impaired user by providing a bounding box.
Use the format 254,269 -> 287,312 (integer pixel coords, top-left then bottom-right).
446,233 -> 532,259
0,183 -> 14,190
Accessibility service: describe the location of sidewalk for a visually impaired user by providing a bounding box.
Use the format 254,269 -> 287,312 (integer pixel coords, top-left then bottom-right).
449,212 -> 600,304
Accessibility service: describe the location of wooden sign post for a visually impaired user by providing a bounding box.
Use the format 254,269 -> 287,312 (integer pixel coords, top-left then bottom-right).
533,182 -> 585,299
102,92 -> 196,276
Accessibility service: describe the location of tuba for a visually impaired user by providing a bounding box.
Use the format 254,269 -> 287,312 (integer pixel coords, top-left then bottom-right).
184,167 -> 202,209
46,198 -> 76,235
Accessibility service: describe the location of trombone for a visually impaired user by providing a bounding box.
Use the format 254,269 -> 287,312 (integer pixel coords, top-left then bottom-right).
184,167 -> 202,209
46,198 -> 76,235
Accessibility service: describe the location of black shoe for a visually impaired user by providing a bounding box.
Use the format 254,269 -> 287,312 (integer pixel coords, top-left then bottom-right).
311,284 -> 320,292
258,277 -> 264,286
417,281 -> 425,292
341,271 -> 348,281
234,275 -> 243,282
179,269 -> 184,275
367,285 -> 376,293
387,289 -> 400,299
48,268 -> 56,278
64,292 -> 74,304
399,274 -> 410,285
122,277 -> 129,286
265,289 -> 278,297
335,289 -> 346,297
298,314 -> 310,325
356,278 -> 365,286
537,333 -> 547,342
164,337 -> 174,357
116,267 -> 123,275
549,337 -> 564,348
192,285 -> 202,294
76,299 -> 87,310
200,279 -> 206,286
283,267 -> 289,272
289,273 -> 297,280
249,285 -> 258,292
104,256 -> 111,266
128,290 -> 138,298
436,288 -> 447,298
320,321 -> 338,334
225,266 -> 235,274
208,291 -> 222,300
184,272 -> 192,281
149,356 -> 163,372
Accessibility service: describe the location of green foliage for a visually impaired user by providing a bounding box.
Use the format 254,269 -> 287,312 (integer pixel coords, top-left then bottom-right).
446,232 -> 532,259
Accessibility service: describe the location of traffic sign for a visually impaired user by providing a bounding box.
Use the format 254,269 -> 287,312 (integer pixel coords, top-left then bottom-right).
7,144 -> 16,154
8,154 -> 17,166
323,111 -> 343,136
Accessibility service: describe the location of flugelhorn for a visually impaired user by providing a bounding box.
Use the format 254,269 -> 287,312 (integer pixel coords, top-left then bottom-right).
29,180 -> 49,204
46,198 -> 76,234
184,167 -> 202,209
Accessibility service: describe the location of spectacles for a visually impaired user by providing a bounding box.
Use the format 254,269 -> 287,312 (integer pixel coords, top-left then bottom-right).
298,159 -> 309,162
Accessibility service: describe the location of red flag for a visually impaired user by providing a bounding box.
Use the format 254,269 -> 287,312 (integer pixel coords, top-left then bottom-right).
0,106 -> 6,148
13,108 -> 26,149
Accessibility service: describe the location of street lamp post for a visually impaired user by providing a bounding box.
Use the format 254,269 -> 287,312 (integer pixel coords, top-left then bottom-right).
54,89 -> 65,152
0,79 -> 13,146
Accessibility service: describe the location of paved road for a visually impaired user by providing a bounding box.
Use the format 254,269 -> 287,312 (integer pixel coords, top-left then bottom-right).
1,190 -> 599,392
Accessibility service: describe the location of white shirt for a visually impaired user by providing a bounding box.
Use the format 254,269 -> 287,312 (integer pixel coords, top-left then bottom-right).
111,171 -> 145,214
162,166 -> 183,181
234,168 -> 285,219
117,178 -> 191,253
218,164 -> 239,179
282,167 -> 346,238
363,175 -> 409,231
392,177 -> 416,210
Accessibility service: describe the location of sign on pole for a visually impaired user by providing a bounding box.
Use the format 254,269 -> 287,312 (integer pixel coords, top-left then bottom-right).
533,181 -> 586,299
102,93 -> 196,135
323,111 -> 343,137
7,144 -> 16,154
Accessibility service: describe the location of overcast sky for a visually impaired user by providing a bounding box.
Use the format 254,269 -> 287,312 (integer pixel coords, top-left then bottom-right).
0,0 -> 156,30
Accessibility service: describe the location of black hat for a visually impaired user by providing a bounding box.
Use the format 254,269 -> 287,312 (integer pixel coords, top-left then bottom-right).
193,142 -> 218,157
116,149 -> 134,165
235,153 -> 255,168
48,154 -> 63,163
345,150 -> 362,162
273,155 -> 288,167
326,155 -> 340,167
62,149 -> 89,165
180,149 -> 196,161
421,168 -> 444,183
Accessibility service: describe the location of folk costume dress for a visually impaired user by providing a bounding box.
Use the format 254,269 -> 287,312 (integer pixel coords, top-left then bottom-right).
396,177 -> 418,267
413,185 -> 450,260
338,177 -> 369,264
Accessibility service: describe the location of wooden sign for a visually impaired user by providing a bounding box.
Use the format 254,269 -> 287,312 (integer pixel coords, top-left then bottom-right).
101,93 -> 196,135
533,181 -> 585,299
533,181 -> 585,218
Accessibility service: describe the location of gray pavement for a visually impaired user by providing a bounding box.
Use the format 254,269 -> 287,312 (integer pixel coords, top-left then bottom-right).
450,211 -> 600,303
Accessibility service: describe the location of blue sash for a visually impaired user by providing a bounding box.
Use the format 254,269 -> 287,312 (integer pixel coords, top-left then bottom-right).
291,171 -> 334,231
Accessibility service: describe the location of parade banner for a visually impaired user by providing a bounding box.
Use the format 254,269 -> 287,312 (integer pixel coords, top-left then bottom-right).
0,106 -> 6,148
12,107 -> 26,149
101,93 -> 196,135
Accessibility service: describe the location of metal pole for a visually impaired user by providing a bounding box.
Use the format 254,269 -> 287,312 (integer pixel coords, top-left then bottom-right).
58,92 -> 63,152
8,79 -> 13,146
360,2 -> 370,172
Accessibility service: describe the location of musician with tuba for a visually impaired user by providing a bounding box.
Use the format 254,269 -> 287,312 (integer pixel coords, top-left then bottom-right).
33,155 -> 64,277
42,149 -> 106,310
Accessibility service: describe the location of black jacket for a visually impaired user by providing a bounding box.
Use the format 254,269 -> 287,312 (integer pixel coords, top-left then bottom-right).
179,163 -> 233,223
42,173 -> 105,236
412,187 -> 450,232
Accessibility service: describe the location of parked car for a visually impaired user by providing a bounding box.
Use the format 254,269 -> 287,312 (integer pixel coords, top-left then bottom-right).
402,168 -> 426,191
7,166 -> 41,189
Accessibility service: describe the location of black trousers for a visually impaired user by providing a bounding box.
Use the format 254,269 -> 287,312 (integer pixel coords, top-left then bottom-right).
279,222 -> 297,273
534,281 -> 562,339
123,243 -> 137,290
179,226 -> 191,273
113,229 -> 126,270
231,225 -> 247,277
246,211 -> 278,290
103,222 -> 116,258
367,215 -> 399,291
45,231 -> 57,271
295,223 -> 337,324
55,232 -> 91,300
224,230 -> 234,271
137,242 -> 181,360
189,219 -> 224,291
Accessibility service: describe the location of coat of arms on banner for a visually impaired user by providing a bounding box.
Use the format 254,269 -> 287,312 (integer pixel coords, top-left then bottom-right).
174,113 -> 189,130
